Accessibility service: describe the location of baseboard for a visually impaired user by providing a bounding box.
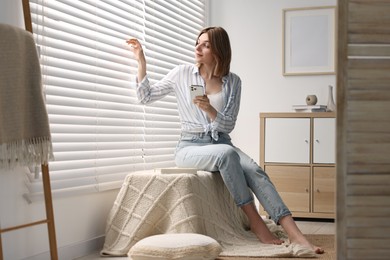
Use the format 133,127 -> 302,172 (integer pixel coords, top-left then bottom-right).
24,235 -> 105,260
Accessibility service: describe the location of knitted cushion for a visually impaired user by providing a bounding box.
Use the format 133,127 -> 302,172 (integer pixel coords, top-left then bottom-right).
128,233 -> 222,260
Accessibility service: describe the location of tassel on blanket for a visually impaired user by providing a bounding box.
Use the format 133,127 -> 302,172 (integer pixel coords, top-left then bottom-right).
0,137 -> 54,170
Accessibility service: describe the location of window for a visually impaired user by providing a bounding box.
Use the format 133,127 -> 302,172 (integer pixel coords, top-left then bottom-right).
23,0 -> 206,202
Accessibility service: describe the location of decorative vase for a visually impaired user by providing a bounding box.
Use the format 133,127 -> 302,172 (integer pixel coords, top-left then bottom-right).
306,95 -> 318,105
326,85 -> 336,112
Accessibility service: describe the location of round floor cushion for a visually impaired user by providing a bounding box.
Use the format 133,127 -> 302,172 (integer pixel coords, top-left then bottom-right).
128,233 -> 222,260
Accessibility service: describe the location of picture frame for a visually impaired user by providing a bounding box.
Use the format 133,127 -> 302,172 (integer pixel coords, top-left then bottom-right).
283,6 -> 336,76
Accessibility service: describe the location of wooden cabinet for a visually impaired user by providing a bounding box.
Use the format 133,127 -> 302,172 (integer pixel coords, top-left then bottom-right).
260,112 -> 336,219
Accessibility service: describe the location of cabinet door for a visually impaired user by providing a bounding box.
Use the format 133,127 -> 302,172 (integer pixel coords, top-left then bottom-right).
265,165 -> 310,213
313,167 -> 335,213
264,118 -> 310,163
313,118 -> 336,164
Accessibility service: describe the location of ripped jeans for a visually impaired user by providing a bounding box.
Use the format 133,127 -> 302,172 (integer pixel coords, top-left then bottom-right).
174,132 -> 291,224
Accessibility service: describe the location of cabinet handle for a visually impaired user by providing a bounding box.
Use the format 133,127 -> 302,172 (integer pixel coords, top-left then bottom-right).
305,188 -> 309,192
316,189 -> 320,193
315,139 -> 320,143
304,140 -> 309,144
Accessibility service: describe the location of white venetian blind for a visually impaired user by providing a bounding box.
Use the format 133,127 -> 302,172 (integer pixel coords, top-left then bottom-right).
24,0 -> 206,201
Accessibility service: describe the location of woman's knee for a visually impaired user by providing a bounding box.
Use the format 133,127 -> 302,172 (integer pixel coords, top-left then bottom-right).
217,145 -> 240,162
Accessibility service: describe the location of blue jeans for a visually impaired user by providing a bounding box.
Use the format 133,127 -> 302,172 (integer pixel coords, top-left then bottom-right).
174,132 -> 291,224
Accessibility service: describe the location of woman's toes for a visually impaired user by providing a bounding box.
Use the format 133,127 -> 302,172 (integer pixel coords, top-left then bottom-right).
314,247 -> 324,254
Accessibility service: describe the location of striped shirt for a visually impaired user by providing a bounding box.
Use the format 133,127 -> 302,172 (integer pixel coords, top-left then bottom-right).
136,64 -> 242,140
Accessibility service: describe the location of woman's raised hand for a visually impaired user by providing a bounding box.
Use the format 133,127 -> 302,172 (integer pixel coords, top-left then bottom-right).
126,38 -> 146,81
126,38 -> 145,62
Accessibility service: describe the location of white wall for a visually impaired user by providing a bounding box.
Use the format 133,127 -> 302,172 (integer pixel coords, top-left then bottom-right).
0,168 -> 118,260
0,0 -> 336,259
0,0 -> 24,27
209,0 -> 337,162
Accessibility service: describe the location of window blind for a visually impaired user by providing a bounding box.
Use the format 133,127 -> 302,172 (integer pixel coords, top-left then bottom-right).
24,0 -> 206,202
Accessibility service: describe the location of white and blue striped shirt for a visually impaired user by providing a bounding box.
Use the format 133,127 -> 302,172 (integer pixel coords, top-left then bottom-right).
136,64 -> 241,140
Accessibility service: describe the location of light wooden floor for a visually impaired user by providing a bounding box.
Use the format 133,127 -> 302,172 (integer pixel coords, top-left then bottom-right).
76,219 -> 335,260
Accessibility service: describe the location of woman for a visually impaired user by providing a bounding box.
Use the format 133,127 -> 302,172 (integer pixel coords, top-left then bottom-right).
127,26 -> 323,254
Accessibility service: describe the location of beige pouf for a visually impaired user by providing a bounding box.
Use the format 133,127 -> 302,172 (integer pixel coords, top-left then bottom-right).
128,233 -> 222,260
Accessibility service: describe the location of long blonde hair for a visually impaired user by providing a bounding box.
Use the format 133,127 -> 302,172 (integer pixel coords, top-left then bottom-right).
196,27 -> 231,77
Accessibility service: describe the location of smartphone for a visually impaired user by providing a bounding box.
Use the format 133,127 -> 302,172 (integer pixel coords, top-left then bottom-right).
189,85 -> 205,100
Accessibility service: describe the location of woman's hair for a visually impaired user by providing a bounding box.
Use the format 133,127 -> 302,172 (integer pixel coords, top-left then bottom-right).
196,26 -> 231,77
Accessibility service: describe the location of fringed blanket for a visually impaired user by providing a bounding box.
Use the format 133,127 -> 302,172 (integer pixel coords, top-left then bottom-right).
101,171 -> 315,258
0,24 -> 53,169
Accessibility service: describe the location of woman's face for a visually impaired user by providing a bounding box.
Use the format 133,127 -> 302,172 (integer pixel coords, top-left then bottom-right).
195,33 -> 215,65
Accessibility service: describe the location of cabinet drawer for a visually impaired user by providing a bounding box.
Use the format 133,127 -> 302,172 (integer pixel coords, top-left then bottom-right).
313,167 -> 335,213
265,165 -> 310,212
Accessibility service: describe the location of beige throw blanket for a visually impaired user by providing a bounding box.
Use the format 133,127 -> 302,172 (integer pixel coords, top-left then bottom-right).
101,171 -> 315,258
0,24 -> 53,169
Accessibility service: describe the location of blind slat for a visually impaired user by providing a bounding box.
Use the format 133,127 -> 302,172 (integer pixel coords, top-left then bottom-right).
25,0 -> 205,200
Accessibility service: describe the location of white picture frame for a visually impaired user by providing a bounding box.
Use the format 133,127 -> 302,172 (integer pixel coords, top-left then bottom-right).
283,6 -> 336,76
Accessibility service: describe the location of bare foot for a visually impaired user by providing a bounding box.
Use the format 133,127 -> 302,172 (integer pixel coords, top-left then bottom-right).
278,215 -> 324,254
240,203 -> 284,245
250,223 -> 284,245
290,236 -> 324,254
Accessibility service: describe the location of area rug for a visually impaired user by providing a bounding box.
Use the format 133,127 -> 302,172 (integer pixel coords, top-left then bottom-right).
217,234 -> 335,260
